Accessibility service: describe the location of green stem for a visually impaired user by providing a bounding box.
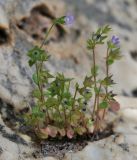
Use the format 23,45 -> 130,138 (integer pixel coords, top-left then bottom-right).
35,63 -> 41,99
102,47 -> 109,119
92,47 -> 97,119
56,105 -> 62,117
63,107 -> 67,130
38,23 -> 55,98
36,62 -> 50,121
105,47 -> 109,93
93,82 -> 102,133
38,23 -> 55,100
37,23 -> 55,117
69,86 -> 78,123
40,23 -> 55,49
72,87 -> 78,110
93,48 -> 97,86
35,23 -> 55,122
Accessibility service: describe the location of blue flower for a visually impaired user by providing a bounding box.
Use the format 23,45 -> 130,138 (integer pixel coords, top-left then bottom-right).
64,14 -> 74,25
111,35 -> 120,46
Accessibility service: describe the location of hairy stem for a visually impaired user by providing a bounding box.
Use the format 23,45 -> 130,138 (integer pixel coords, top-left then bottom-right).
63,107 -> 67,131
36,23 -> 55,121
72,87 -> 78,110
93,82 -> 102,133
40,23 -> 55,49
38,22 -> 55,100
35,62 -> 42,100
69,86 -> 78,123
102,47 -> 109,119
106,48 -> 109,93
92,47 -> 97,119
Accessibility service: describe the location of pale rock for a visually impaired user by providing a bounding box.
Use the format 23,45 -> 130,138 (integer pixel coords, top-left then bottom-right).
114,134 -> 125,144
0,115 -> 35,160
63,95 -> 137,160
85,0 -> 94,5
0,0 -> 137,160
42,157 -> 57,160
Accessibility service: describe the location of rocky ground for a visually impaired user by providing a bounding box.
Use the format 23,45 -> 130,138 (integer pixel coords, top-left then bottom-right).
0,0 -> 137,159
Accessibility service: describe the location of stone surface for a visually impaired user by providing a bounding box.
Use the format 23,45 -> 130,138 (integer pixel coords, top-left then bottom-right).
0,0 -> 137,109
0,0 -> 137,160
63,96 -> 137,160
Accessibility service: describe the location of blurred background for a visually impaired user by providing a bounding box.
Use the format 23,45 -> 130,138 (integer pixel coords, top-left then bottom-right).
1,1 -> 137,159
0,0 -> 137,109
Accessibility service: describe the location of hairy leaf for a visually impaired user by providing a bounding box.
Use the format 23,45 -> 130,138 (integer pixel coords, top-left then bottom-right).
99,101 -> 108,109
32,73 -> 38,85
83,76 -> 93,88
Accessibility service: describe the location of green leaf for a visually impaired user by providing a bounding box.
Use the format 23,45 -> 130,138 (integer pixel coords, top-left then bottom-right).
94,87 -> 100,94
78,87 -> 92,100
96,28 -> 101,34
71,111 -> 81,122
58,128 -> 66,137
27,46 -> 42,60
52,112 -> 63,123
83,89 -> 92,100
32,73 -> 38,85
62,98 -> 72,107
107,58 -> 114,65
99,101 -> 108,109
32,89 -> 41,99
106,47 -> 121,65
100,36 -> 107,42
54,16 -> 66,25
102,75 -> 115,86
45,71 -> 54,78
107,41 -> 116,49
28,59 -> 35,67
109,50 -> 122,60
76,126 -> 86,135
27,46 -> 50,63
32,106 -> 39,114
86,119 -> 93,127
78,87 -> 85,95
83,76 -> 93,87
102,25 -> 112,34
39,70 -> 54,83
63,92 -> 71,99
31,106 -> 44,118
39,129 -> 49,139
56,73 -> 73,82
87,39 -> 95,49
45,97 -> 58,107
75,82 -> 79,89
48,86 -> 58,96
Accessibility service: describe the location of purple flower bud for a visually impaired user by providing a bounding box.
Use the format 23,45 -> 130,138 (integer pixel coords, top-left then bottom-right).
111,35 -> 120,46
64,14 -> 74,25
